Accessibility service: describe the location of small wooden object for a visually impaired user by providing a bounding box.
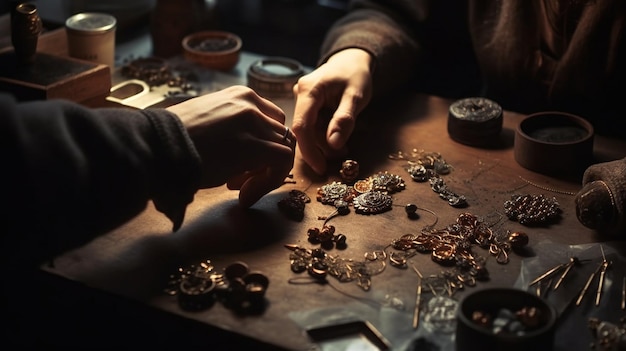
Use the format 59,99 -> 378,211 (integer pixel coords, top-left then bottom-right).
0,50 -> 111,105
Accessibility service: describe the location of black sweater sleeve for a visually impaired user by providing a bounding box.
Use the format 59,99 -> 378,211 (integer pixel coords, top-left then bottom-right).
0,93 -> 202,266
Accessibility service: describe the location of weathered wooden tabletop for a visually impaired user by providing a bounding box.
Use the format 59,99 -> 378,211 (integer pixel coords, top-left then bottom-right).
41,89 -> 626,350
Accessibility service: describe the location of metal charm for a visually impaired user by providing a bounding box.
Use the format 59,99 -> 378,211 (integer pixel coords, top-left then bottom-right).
353,191 -> 393,215
369,171 -> 406,193
316,181 -> 356,205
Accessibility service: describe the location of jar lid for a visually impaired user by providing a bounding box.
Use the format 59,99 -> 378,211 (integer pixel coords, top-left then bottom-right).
65,13 -> 116,34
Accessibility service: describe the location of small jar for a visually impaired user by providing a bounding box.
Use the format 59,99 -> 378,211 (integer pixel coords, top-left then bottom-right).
447,97 -> 503,147
65,13 -> 117,68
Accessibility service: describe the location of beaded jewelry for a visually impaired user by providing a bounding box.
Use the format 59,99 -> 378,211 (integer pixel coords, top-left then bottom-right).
390,149 -> 467,207
285,244 -> 387,291
503,194 -> 561,225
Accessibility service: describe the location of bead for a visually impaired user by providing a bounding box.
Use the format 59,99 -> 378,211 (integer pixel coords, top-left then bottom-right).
322,225 -> 335,235
334,199 -> 350,215
318,226 -> 334,242
471,311 -> 492,327
516,306 -> 542,328
307,227 -> 320,240
308,260 -> 328,280
333,234 -> 347,245
311,248 -> 326,259
340,159 -> 360,183
290,259 -> 307,273
405,203 -> 418,214
507,231 -> 529,248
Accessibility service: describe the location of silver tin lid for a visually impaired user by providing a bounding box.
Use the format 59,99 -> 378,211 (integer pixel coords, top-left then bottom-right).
65,13 -> 116,34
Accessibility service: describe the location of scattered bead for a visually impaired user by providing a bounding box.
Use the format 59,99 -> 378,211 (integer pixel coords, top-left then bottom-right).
340,160 -> 360,183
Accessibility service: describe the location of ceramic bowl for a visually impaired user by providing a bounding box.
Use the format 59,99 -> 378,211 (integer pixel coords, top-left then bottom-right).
456,288 -> 557,351
182,30 -> 242,71
514,111 -> 594,177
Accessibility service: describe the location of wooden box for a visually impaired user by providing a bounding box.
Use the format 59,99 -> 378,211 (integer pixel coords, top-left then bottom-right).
0,50 -> 111,106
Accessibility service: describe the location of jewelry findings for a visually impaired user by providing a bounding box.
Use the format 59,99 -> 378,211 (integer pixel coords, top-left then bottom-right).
165,260 -> 269,312
391,149 -> 467,207
588,317 -> 626,351
285,244 -> 387,291
388,212 -> 522,283
528,256 -> 589,291
575,246 -> 611,307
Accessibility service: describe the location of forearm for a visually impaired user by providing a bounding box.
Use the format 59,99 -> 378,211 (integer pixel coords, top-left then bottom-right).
320,3 -> 420,97
0,94 -> 201,265
321,0 -> 477,98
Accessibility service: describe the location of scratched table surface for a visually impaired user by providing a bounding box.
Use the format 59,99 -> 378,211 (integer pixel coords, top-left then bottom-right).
39,65 -> 626,351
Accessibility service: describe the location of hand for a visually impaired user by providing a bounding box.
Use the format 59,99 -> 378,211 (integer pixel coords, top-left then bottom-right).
167,85 -> 295,207
292,48 -> 374,175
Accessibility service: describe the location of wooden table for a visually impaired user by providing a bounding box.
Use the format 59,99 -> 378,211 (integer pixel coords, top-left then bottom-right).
38,82 -> 626,349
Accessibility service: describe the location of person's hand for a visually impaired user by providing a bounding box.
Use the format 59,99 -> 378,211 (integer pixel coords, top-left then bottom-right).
292,48 -> 374,175
167,85 -> 295,207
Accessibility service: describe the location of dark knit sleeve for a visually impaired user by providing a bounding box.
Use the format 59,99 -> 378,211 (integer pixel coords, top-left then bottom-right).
577,157 -> 626,234
320,0 -> 478,98
0,93 -> 201,266
320,1 -> 422,97
141,109 -> 202,231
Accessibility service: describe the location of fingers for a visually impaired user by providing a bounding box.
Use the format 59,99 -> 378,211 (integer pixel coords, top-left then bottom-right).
327,91 -> 359,150
279,126 -> 297,147
292,86 -> 328,175
227,140 -> 295,208
254,93 -> 287,125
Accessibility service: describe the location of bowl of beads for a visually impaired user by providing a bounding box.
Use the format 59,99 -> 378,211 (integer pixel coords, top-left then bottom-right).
182,31 -> 242,71
455,288 -> 557,351
514,111 -> 594,177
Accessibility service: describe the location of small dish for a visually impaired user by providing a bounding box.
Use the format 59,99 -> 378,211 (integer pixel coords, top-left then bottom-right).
247,56 -> 305,98
182,30 -> 242,71
514,111 -> 594,177
456,288 -> 557,351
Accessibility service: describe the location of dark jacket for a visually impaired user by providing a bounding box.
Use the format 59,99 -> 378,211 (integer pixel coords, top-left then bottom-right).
321,0 -> 626,138
0,93 -> 201,267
